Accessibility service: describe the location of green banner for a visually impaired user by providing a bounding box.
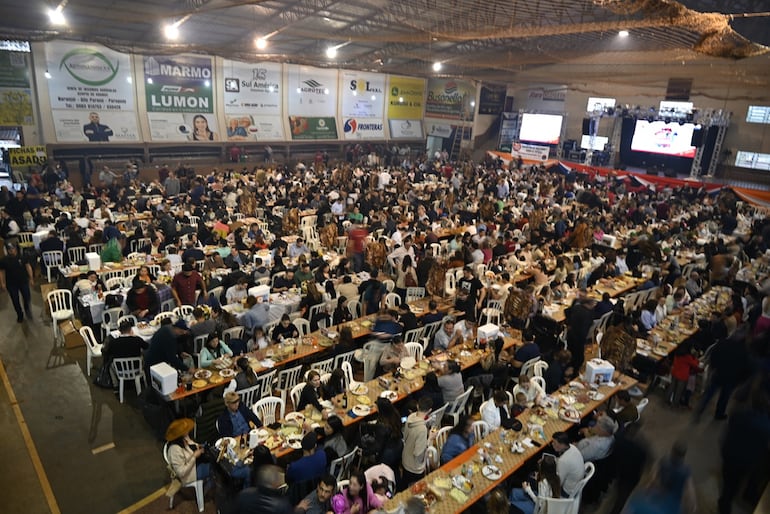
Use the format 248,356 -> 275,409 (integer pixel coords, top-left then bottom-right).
288,116 -> 338,140
144,55 -> 213,113
0,51 -> 30,88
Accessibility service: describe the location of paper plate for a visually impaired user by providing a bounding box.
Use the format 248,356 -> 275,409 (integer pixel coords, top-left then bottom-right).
194,370 -> 212,380
482,465 -> 502,480
379,390 -> 398,402
285,412 -> 305,424
192,379 -> 208,388
215,437 -> 236,449
219,369 -> 236,378
352,405 -> 371,416
559,408 -> 580,423
400,356 -> 416,370
350,384 -> 369,395
209,375 -> 224,384
287,435 -> 303,450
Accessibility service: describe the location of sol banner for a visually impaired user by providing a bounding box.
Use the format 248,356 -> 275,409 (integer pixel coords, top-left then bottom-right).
511,142 -> 550,161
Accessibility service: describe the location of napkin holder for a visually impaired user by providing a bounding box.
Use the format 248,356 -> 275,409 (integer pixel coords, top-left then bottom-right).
150,362 -> 178,395
85,252 -> 101,271
583,358 -> 615,385
248,284 -> 270,303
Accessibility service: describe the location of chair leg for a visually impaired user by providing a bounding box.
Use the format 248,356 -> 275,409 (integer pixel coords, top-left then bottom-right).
119,380 -> 125,403
87,353 -> 92,376
194,480 -> 205,512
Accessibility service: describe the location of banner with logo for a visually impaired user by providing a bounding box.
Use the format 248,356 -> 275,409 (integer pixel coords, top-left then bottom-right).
388,119 -> 423,139
288,116 -> 338,140
0,50 -> 33,125
340,70 -> 385,119
478,83 -> 506,115
524,84 -> 567,112
511,141 -> 550,161
222,60 -> 284,141
44,41 -> 139,142
387,76 -> 425,120
342,118 -> 385,140
426,123 -> 453,138
286,65 -> 337,118
425,78 -> 476,121
143,55 -> 218,141
9,146 -> 47,167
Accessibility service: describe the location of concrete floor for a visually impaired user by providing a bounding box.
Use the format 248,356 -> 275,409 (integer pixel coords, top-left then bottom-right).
0,285 -> 761,514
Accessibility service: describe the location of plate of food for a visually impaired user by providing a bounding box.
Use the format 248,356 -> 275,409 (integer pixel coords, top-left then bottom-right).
263,434 -> 283,450
194,370 -> 212,380
215,437 -> 237,449
209,375 -> 224,384
403,370 -> 419,380
352,405 -> 372,416
319,339 -> 334,347
285,412 -> 305,424
432,476 -> 452,490
482,465 -> 502,480
257,428 -> 269,441
379,390 -> 398,402
219,369 -> 236,378
280,424 -> 302,437
432,353 -> 449,362
400,356 -> 416,370
350,384 -> 369,395
192,379 -> 208,388
357,395 -> 372,406
452,475 -> 473,494
588,391 -> 606,401
559,407 -> 581,423
286,434 -> 303,450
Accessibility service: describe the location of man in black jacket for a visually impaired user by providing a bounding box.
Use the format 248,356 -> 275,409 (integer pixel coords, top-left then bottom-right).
237,465 -> 293,514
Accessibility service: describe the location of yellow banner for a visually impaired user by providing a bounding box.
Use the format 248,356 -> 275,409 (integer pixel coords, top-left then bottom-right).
387,76 -> 425,120
9,146 -> 47,167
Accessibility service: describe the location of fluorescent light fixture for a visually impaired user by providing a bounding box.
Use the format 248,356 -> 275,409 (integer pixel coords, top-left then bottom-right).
432,61 -> 442,72
255,37 -> 268,50
164,22 -> 180,40
618,30 -> 629,37
325,46 -> 337,59
48,6 -> 65,25
470,101 -> 476,107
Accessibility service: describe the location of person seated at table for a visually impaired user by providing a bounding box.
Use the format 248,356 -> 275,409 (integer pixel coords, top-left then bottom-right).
544,349 -> 573,394
436,360 -> 465,404
133,265 -> 156,286
371,309 -> 403,340
509,453 -> 562,514
511,333 -> 541,378
286,432 -> 328,485
610,390 -> 639,427
513,374 -> 546,406
639,298 -> 658,334
295,474 -> 336,514
272,268 -> 296,292
203,250 -> 226,273
224,357 -> 259,395
440,415 -> 474,465
576,413 -> 617,462
225,277 -> 249,305
480,390 -> 517,430
330,468 -> 384,514
224,246 -> 250,269
333,296 -> 353,325
420,300 -> 443,326
126,278 -> 160,321
272,313 -> 299,343
379,336 -> 408,374
189,306 -> 218,338
252,257 -> 269,282
200,332 -> 233,368
300,279 -> 324,318
398,303 -> 418,333
165,418 -> 212,489
321,415 -> 349,460
295,262 -> 314,288
431,317 -> 462,353
217,391 -> 262,437
248,325 -> 269,351
322,369 -> 346,403
181,240 -> 205,264
336,276 -> 359,302
288,237 -> 311,259
297,370 -> 326,413
74,270 -> 105,296
101,318 -> 149,383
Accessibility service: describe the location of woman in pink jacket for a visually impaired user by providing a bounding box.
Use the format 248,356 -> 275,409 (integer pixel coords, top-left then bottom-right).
331,469 -> 384,514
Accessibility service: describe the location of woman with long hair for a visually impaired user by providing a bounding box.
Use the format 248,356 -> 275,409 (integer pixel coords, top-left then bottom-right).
297,370 -> 325,412
509,453 -> 562,514
331,468 -> 383,514
191,114 -> 217,141
395,254 -> 417,303
440,415 -> 474,464
224,356 -> 258,395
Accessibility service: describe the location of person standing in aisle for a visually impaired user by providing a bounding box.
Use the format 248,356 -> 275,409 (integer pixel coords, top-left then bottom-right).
0,242 -> 34,322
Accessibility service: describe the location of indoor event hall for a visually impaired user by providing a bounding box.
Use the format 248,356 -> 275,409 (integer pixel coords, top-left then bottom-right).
0,1 -> 769,514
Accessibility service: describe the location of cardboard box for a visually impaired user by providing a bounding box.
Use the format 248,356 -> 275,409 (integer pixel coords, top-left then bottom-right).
59,319 -> 84,348
40,283 -> 58,318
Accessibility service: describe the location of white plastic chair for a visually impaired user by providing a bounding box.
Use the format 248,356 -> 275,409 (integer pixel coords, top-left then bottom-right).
471,420 -> 490,441
446,386 -> 474,426
404,327 -> 424,345
340,361 -> 355,390
329,446 -> 360,482
104,276 -> 124,291
255,276 -> 271,286
480,307 -> 503,326
163,442 -> 205,512
404,342 -> 424,361
79,325 -> 102,376
532,360 -> 549,378
154,311 -> 175,324
310,357 -> 335,375
516,356 -> 542,383
67,246 -> 87,264
117,315 -> 138,328
405,287 -> 426,303
112,356 -> 146,403
236,383 -> 262,410
433,426 -> 453,453
427,402 -> 448,430
334,350 -> 357,371
636,397 -> 649,417
88,243 -> 104,255
254,369 -> 276,400
445,273 -> 457,296
173,305 -> 194,319
102,306 -> 126,340
289,382 -> 306,410
276,364 -> 304,406
384,292 -> 401,309
348,299 -> 361,319
568,462 -> 595,511
253,396 -> 286,425
262,319 -> 279,340
293,318 -> 311,337
534,497 -> 577,514
222,326 -> 245,345
47,289 -> 74,344
382,279 -> 395,293
160,298 -> 175,312
42,250 -> 64,283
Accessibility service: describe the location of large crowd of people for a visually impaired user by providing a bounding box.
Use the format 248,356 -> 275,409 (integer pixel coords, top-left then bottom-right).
1,150 -> 770,514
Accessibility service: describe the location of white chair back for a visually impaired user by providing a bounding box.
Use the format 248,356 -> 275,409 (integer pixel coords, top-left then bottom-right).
275,364 -> 303,405
117,315 -> 138,327
329,446 -> 359,482
520,356 -> 542,379
289,382 -> 306,410
447,386 -> 474,425
405,287 -> 426,302
310,357 -> 335,375
293,318 -> 311,337
173,305 -> 194,319
471,420 -> 490,441
384,292 -> 401,309
427,402 -> 448,429
404,342 -> 424,361
348,299 -> 361,318
154,311 -> 175,323
42,251 -> 64,282
532,360 -> 549,377
67,246 -> 87,264
112,356 -> 145,403
334,350 -> 357,371
79,325 -> 102,376
236,383 -> 261,409
253,396 -> 285,425
433,426 -> 453,453
105,277 -> 124,291
162,443 -> 205,511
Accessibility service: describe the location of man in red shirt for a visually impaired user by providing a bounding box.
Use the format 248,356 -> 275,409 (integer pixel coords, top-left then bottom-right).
171,263 -> 206,306
348,224 -> 368,273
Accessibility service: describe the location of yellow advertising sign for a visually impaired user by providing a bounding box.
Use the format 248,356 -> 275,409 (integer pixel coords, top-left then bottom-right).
9,146 -> 47,167
387,76 -> 425,120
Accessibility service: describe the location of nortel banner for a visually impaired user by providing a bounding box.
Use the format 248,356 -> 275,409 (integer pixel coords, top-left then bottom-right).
342,118 -> 385,140
388,119 -> 423,139
44,41 -> 139,142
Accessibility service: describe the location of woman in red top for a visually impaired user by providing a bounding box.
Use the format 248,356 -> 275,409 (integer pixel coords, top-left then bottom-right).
668,343 -> 700,408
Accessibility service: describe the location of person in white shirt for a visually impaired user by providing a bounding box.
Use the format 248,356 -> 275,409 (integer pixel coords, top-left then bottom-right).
576,415 -> 616,462
378,169 -> 391,190
480,391 -> 516,430
288,238 -> 310,258
552,431 -> 585,497
387,237 -> 415,269
513,374 -> 546,406
390,227 -> 404,246
225,277 -> 249,304
615,251 -> 629,275
331,197 -> 345,221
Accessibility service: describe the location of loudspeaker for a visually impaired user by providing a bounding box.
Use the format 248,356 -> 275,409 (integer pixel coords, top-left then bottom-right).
582,118 -> 591,135
691,128 -> 704,147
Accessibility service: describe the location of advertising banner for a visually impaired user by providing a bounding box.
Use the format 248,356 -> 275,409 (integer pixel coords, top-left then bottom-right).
44,41 -> 139,141
222,60 -> 284,141
478,83 -> 506,115
144,55 -> 217,141
286,65 -> 337,117
340,70 -> 385,119
288,116 -> 338,140
341,118 -> 385,140
9,146 -> 47,167
511,141 -> 550,161
426,123 -> 453,138
388,119 -> 423,139
425,78 -> 476,121
525,84 -> 567,112
387,76 -> 425,120
0,50 -> 33,125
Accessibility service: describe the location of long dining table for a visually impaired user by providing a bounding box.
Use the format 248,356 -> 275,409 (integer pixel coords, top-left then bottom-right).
541,273 -> 648,323
383,373 -> 637,513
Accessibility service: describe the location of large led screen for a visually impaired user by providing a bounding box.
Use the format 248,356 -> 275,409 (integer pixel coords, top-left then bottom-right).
519,113 -> 562,145
630,120 -> 697,158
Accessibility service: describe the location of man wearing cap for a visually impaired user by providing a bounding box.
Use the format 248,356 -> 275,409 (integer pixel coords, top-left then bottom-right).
171,262 -> 206,306
285,432 -> 327,485
126,278 -> 160,320
217,391 -> 262,438
0,242 -> 34,322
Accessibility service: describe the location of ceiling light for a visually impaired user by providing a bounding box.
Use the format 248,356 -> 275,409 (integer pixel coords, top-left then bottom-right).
371,95 -> 376,101
399,97 -> 404,103
326,46 -> 337,59
44,70 -> 52,79
324,88 -> 329,95
255,37 -> 268,50
204,80 -> 210,87
126,76 -> 132,83
48,6 -> 65,25
147,78 -> 153,84
164,23 -> 180,40
432,62 -> 442,72
618,30 -> 629,37
470,101 -> 475,107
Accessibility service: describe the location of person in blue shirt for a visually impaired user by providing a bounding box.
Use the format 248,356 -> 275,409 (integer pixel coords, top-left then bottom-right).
440,415 -> 474,464
217,391 -> 262,437
512,335 -> 541,377
371,309 -> 403,339
286,432 -> 328,484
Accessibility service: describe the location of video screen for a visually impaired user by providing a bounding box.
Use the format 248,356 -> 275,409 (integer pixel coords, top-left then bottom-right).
519,113 -> 562,145
580,135 -> 609,151
630,120 -> 696,158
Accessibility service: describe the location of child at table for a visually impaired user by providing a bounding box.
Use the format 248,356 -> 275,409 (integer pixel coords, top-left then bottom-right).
248,326 -> 269,351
